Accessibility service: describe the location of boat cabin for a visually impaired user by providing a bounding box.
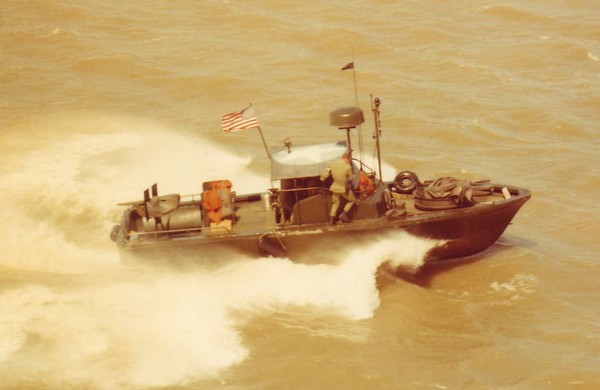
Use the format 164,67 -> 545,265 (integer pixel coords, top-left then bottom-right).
269,140 -> 386,225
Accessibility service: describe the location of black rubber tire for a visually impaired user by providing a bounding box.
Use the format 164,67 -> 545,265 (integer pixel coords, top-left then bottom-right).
392,171 -> 419,194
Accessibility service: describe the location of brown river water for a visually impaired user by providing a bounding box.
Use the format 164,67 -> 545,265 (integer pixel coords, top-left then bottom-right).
1,1 -> 599,389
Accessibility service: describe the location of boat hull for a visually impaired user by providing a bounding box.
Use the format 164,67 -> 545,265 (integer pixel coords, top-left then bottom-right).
114,185 -> 530,265
273,187 -> 530,261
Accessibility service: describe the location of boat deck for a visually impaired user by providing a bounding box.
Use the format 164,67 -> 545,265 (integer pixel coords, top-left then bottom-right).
229,198 -> 277,235
126,184 -> 512,242
225,188 -> 507,236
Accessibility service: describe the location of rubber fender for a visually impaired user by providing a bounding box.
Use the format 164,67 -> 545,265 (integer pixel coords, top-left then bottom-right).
383,188 -> 395,209
393,171 -> 419,194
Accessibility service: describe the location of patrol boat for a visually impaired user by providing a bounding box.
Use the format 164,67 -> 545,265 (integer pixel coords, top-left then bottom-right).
110,98 -> 530,265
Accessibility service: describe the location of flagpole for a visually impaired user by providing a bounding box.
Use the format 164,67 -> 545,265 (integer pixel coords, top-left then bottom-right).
349,47 -> 364,163
257,126 -> 271,159
351,46 -> 358,107
246,103 -> 270,159
249,103 -> 271,159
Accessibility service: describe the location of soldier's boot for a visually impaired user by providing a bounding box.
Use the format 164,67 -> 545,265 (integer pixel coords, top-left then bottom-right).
339,212 -> 351,223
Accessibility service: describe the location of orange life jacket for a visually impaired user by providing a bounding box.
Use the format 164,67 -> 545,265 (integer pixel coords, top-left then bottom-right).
202,180 -> 234,223
358,171 -> 375,198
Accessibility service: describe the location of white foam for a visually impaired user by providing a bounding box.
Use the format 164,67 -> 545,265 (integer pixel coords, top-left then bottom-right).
0,275 -> 247,389
0,115 -> 439,388
0,115 -> 267,272
0,231 -> 436,388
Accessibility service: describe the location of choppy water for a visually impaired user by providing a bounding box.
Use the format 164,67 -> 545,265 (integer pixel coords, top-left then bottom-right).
1,1 -> 599,389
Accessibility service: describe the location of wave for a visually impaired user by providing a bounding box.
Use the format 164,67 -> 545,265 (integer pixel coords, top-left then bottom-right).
0,113 -> 439,388
0,114 -> 264,272
0,233 -> 435,389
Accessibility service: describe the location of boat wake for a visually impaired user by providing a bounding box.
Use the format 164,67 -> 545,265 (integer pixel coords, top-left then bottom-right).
0,232 -> 436,389
0,116 -> 438,388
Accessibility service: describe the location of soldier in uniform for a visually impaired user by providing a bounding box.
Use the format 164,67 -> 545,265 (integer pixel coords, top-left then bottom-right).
321,151 -> 356,224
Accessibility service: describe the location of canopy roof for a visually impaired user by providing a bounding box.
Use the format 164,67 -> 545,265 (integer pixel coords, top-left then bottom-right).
270,141 -> 348,180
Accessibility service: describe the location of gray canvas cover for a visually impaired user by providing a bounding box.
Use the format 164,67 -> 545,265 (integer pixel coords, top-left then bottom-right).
146,194 -> 180,217
270,141 -> 348,180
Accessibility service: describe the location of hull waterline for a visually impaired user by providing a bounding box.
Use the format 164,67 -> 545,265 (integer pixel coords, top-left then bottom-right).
114,184 -> 530,265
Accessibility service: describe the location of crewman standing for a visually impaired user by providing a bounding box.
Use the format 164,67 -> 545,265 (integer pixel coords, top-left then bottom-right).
321,151 -> 356,224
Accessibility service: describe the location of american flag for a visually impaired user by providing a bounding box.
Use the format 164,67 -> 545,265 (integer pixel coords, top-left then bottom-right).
221,106 -> 260,132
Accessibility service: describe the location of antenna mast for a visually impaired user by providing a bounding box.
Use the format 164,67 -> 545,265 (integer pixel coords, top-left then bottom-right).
371,95 -> 383,183
348,47 -> 364,162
